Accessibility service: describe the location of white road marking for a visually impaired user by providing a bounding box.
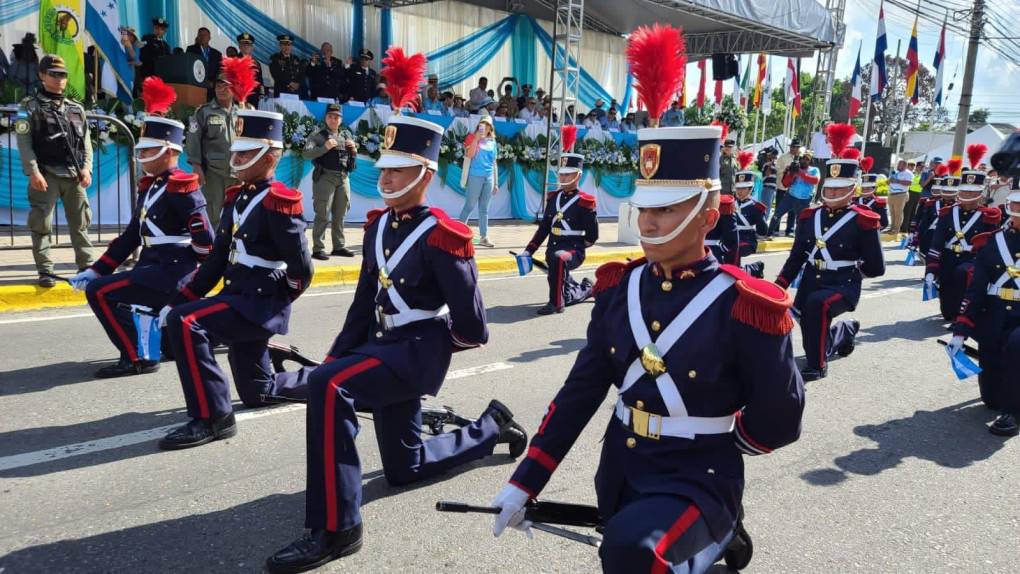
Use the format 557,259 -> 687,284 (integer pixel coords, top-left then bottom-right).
862,286 -> 916,299
0,363 -> 514,472
0,312 -> 94,325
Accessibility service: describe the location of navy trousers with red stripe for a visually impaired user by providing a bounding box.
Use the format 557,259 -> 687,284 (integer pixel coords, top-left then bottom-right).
304,354 -> 502,532
799,288 -> 857,370
545,248 -> 587,309
85,273 -> 170,362
600,495 -> 731,574
166,297 -> 306,420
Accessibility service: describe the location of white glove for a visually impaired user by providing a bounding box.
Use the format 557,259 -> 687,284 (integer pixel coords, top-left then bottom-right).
491,483 -> 533,538
70,268 -> 98,291
947,335 -> 965,356
158,305 -> 172,328
924,273 -> 935,286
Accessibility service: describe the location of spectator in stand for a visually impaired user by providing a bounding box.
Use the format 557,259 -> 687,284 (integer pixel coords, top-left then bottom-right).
660,100 -> 684,126
420,73 -> 438,100
590,98 -> 608,128
535,87 -> 546,102
368,83 -> 391,107
518,97 -> 540,123
516,84 -> 532,110
495,102 -> 510,120
422,84 -> 444,113
469,77 -> 489,111
10,33 -> 39,95
582,112 -> 596,129
345,49 -> 377,103
605,107 -> 621,130
452,95 -> 469,117
307,42 -> 345,101
440,91 -> 455,115
498,84 -> 518,118
887,159 -> 913,233
119,28 -> 141,91
986,169 -> 1010,206
809,120 -> 832,196
269,34 -> 306,97
225,46 -> 238,58
768,152 -> 817,238
138,19 -> 172,96
186,27 -> 222,101
621,112 -> 638,133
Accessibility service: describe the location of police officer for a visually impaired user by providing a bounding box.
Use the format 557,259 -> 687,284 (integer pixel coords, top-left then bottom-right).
187,63 -> 246,229
926,148 -> 1002,321
302,103 -> 357,259
15,54 -> 93,287
345,49 -> 378,103
521,128 -> 597,315
950,185 -> 1020,436
237,33 -> 265,107
732,159 -> 768,278
854,159 -> 890,229
156,109 -> 313,450
138,18 -> 172,92
776,124 -> 885,381
269,34 -> 305,98
265,114 -> 527,573
491,122 -> 804,573
71,82 -> 214,378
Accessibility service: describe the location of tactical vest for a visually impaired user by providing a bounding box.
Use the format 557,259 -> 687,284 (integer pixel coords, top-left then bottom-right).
312,128 -> 346,172
30,95 -> 86,170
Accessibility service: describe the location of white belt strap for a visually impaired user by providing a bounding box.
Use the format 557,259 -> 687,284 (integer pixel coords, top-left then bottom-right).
233,189 -> 272,233
735,201 -> 754,230
231,238 -> 286,270
614,401 -> 735,437
553,192 -> 583,236
704,239 -> 721,247
928,200 -> 942,231
808,209 -> 858,264
144,235 -> 190,246
374,211 -> 450,326
946,207 -> 982,251
989,232 -> 1020,292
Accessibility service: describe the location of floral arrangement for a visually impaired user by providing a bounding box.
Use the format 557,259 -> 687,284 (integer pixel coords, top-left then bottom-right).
279,108 -> 322,154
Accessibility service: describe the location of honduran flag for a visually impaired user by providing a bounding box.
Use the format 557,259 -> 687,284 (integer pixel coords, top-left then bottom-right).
905,15 -> 920,105
849,44 -> 863,118
933,19 -> 947,106
870,0 -> 888,102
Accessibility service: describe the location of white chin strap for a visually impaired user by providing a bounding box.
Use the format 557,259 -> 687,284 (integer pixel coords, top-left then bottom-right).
556,171 -> 581,190
822,189 -> 855,206
379,164 -> 427,200
230,146 -> 271,172
1006,207 -> 1020,217
958,194 -> 982,204
636,191 -> 709,246
137,146 -> 169,165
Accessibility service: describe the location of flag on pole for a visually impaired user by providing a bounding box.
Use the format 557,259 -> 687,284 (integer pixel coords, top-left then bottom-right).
785,58 -> 801,119
86,0 -> 134,103
697,59 -> 706,109
739,56 -> 751,108
849,44 -> 863,118
39,0 -> 86,100
933,18 -> 946,106
714,79 -> 723,105
753,52 -> 766,107
905,15 -> 920,105
870,0 -> 888,102
761,57 -> 772,116
732,55 -> 741,103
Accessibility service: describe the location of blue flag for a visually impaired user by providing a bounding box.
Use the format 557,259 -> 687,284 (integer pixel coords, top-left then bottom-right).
904,249 -> 916,266
515,252 -> 534,276
945,346 -> 981,380
791,269 -> 803,289
899,235 -> 909,249
923,280 -> 938,301
132,311 -> 162,361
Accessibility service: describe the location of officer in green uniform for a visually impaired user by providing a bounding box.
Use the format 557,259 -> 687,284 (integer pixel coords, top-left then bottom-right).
302,103 -> 357,259
15,55 -> 94,287
186,67 -> 244,229
269,34 -> 306,98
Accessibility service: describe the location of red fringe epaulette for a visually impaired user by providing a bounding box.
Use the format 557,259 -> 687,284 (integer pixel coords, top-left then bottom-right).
579,193 -> 596,210
982,207 -> 1003,225
939,205 -> 955,217
719,194 -> 736,215
720,264 -> 794,336
223,184 -> 243,206
971,231 -> 995,251
262,182 -> 304,216
364,208 -> 385,230
753,200 -> 767,214
593,257 -> 646,296
137,175 -> 155,191
852,205 -> 882,230
798,206 -> 818,220
167,171 -> 200,193
427,207 -> 474,258
873,196 -> 887,207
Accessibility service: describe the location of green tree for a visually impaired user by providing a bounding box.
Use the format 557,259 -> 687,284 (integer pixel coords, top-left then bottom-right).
968,108 -> 990,124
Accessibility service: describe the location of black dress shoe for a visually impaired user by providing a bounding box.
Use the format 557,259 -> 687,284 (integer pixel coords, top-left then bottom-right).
799,366 -> 828,382
989,414 -> 1019,437
311,252 -> 330,261
266,525 -> 363,574
744,261 -> 765,279
481,399 -> 528,458
38,275 -> 56,288
536,303 -> 564,315
331,247 -> 356,257
158,413 -> 237,450
94,358 -> 160,379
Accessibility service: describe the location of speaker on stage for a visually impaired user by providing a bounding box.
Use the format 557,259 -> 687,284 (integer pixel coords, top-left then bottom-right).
154,53 -> 209,109
712,54 -> 738,81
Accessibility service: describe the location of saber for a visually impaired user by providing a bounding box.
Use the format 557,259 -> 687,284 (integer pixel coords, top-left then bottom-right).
532,523 -> 602,548
40,271 -> 73,284
436,501 -> 602,547
509,250 -> 549,273
937,338 -> 980,360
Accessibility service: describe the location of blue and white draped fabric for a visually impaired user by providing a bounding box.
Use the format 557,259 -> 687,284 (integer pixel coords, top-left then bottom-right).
904,249 -> 917,266
193,0 -> 318,61
86,0 -> 134,103
945,345 -> 980,380
515,252 -> 533,276
426,15 -> 517,90
0,0 -> 37,25
133,311 -> 162,361
532,17 -> 617,111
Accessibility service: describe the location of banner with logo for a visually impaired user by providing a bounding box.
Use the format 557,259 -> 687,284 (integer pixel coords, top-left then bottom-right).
39,0 -> 86,100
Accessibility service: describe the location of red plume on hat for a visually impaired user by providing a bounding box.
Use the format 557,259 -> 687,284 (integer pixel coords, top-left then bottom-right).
626,24 -> 686,126
381,47 -> 427,112
737,150 -> 754,170
710,120 -> 729,141
860,156 -> 875,173
840,148 -> 861,161
826,123 -> 856,158
966,143 -> 988,169
935,164 -> 949,177
221,56 -> 259,103
946,158 -> 963,176
141,77 -> 176,116
561,124 -> 578,153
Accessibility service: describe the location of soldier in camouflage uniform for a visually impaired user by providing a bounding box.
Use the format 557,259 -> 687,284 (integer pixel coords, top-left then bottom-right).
15,55 -> 94,287
186,67 -> 245,229
302,103 -> 357,259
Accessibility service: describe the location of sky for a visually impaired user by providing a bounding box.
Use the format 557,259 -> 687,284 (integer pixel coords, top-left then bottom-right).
682,0 -> 1020,126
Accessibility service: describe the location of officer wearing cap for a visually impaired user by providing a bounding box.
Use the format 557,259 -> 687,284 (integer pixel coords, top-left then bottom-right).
139,18 -> 172,92
236,33 -> 265,107
949,183 -> 1020,437
719,138 -> 736,196
269,34 -> 306,97
521,126 -> 598,315
345,48 -> 378,103
156,109 -> 313,450
265,112 -> 526,574
15,54 -> 94,287
732,158 -> 768,277
854,160 -> 889,229
71,79 -> 214,378
303,103 -> 357,259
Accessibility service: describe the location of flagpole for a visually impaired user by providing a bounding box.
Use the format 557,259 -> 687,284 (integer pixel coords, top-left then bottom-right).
862,97 -> 873,156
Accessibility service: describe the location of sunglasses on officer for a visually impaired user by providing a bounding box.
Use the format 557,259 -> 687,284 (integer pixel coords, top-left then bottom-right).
46,70 -> 68,79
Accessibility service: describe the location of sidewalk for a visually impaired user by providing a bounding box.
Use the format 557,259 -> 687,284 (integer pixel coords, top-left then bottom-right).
0,219 -> 900,313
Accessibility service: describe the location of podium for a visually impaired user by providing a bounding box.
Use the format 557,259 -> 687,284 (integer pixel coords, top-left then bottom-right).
154,53 -> 209,109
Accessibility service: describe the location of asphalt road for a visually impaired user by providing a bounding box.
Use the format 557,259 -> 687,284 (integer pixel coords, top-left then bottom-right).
1,245 -> 1018,573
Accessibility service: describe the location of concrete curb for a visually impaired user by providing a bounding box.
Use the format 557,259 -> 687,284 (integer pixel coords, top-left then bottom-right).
0,234 -> 904,314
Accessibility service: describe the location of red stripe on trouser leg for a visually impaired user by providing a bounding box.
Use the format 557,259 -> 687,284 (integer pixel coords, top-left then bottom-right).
819,293 -> 843,369
96,278 -> 138,362
180,302 -> 230,420
650,505 -> 702,574
324,357 -> 382,532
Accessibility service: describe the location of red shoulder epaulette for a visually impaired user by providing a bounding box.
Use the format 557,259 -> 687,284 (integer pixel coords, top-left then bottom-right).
753,200 -> 767,214
939,205 -> 955,217
578,192 -> 596,210
720,264 -> 794,336
546,190 -> 559,200
798,206 -> 818,220
981,207 -> 1003,225
223,184 -> 243,206
137,175 -> 155,191
719,194 -> 736,215
971,231 -> 995,251
262,182 -> 304,216
363,208 -> 386,230
851,205 -> 882,230
166,171 -> 200,194
593,257 -> 646,296
427,207 -> 474,258
874,196 -> 887,207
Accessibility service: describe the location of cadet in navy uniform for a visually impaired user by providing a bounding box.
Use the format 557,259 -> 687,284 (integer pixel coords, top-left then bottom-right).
950,187 -> 1020,436
265,114 -> 527,574
706,194 -> 739,266
854,158 -> 889,229
926,148 -> 1002,322
71,81 -> 213,378
909,165 -> 953,259
156,109 -> 313,450
491,122 -> 805,572
522,127 -> 598,315
731,164 -> 768,278
776,124 -> 885,381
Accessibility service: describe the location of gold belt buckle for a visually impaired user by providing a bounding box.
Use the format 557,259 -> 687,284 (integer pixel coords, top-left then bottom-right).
814,260 -> 827,270
815,239 -> 827,249
629,406 -> 661,440
551,227 -> 562,236
1007,266 -> 1020,279
378,266 -> 393,289
1001,287 -> 1016,301
955,231 -> 965,239
952,244 -> 963,254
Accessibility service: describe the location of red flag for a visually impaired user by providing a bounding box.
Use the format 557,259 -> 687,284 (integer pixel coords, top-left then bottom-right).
696,60 -> 706,109
714,79 -> 723,104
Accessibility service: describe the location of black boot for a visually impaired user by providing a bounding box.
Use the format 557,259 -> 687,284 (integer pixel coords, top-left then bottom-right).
536,303 -> 564,315
331,247 -> 356,257
158,413 -> 237,450
94,357 -> 160,379
481,399 -> 528,458
723,509 -> 753,570
989,414 -> 1019,437
743,261 -> 765,279
799,366 -> 828,382
836,320 -> 860,358
265,525 -> 363,574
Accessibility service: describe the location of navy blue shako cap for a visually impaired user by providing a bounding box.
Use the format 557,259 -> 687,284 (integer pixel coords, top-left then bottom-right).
631,126 -> 722,207
230,109 -> 284,152
375,115 -> 444,171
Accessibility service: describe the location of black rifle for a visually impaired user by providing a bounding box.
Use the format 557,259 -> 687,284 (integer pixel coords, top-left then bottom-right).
437,500 -> 603,547
508,250 -> 549,273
